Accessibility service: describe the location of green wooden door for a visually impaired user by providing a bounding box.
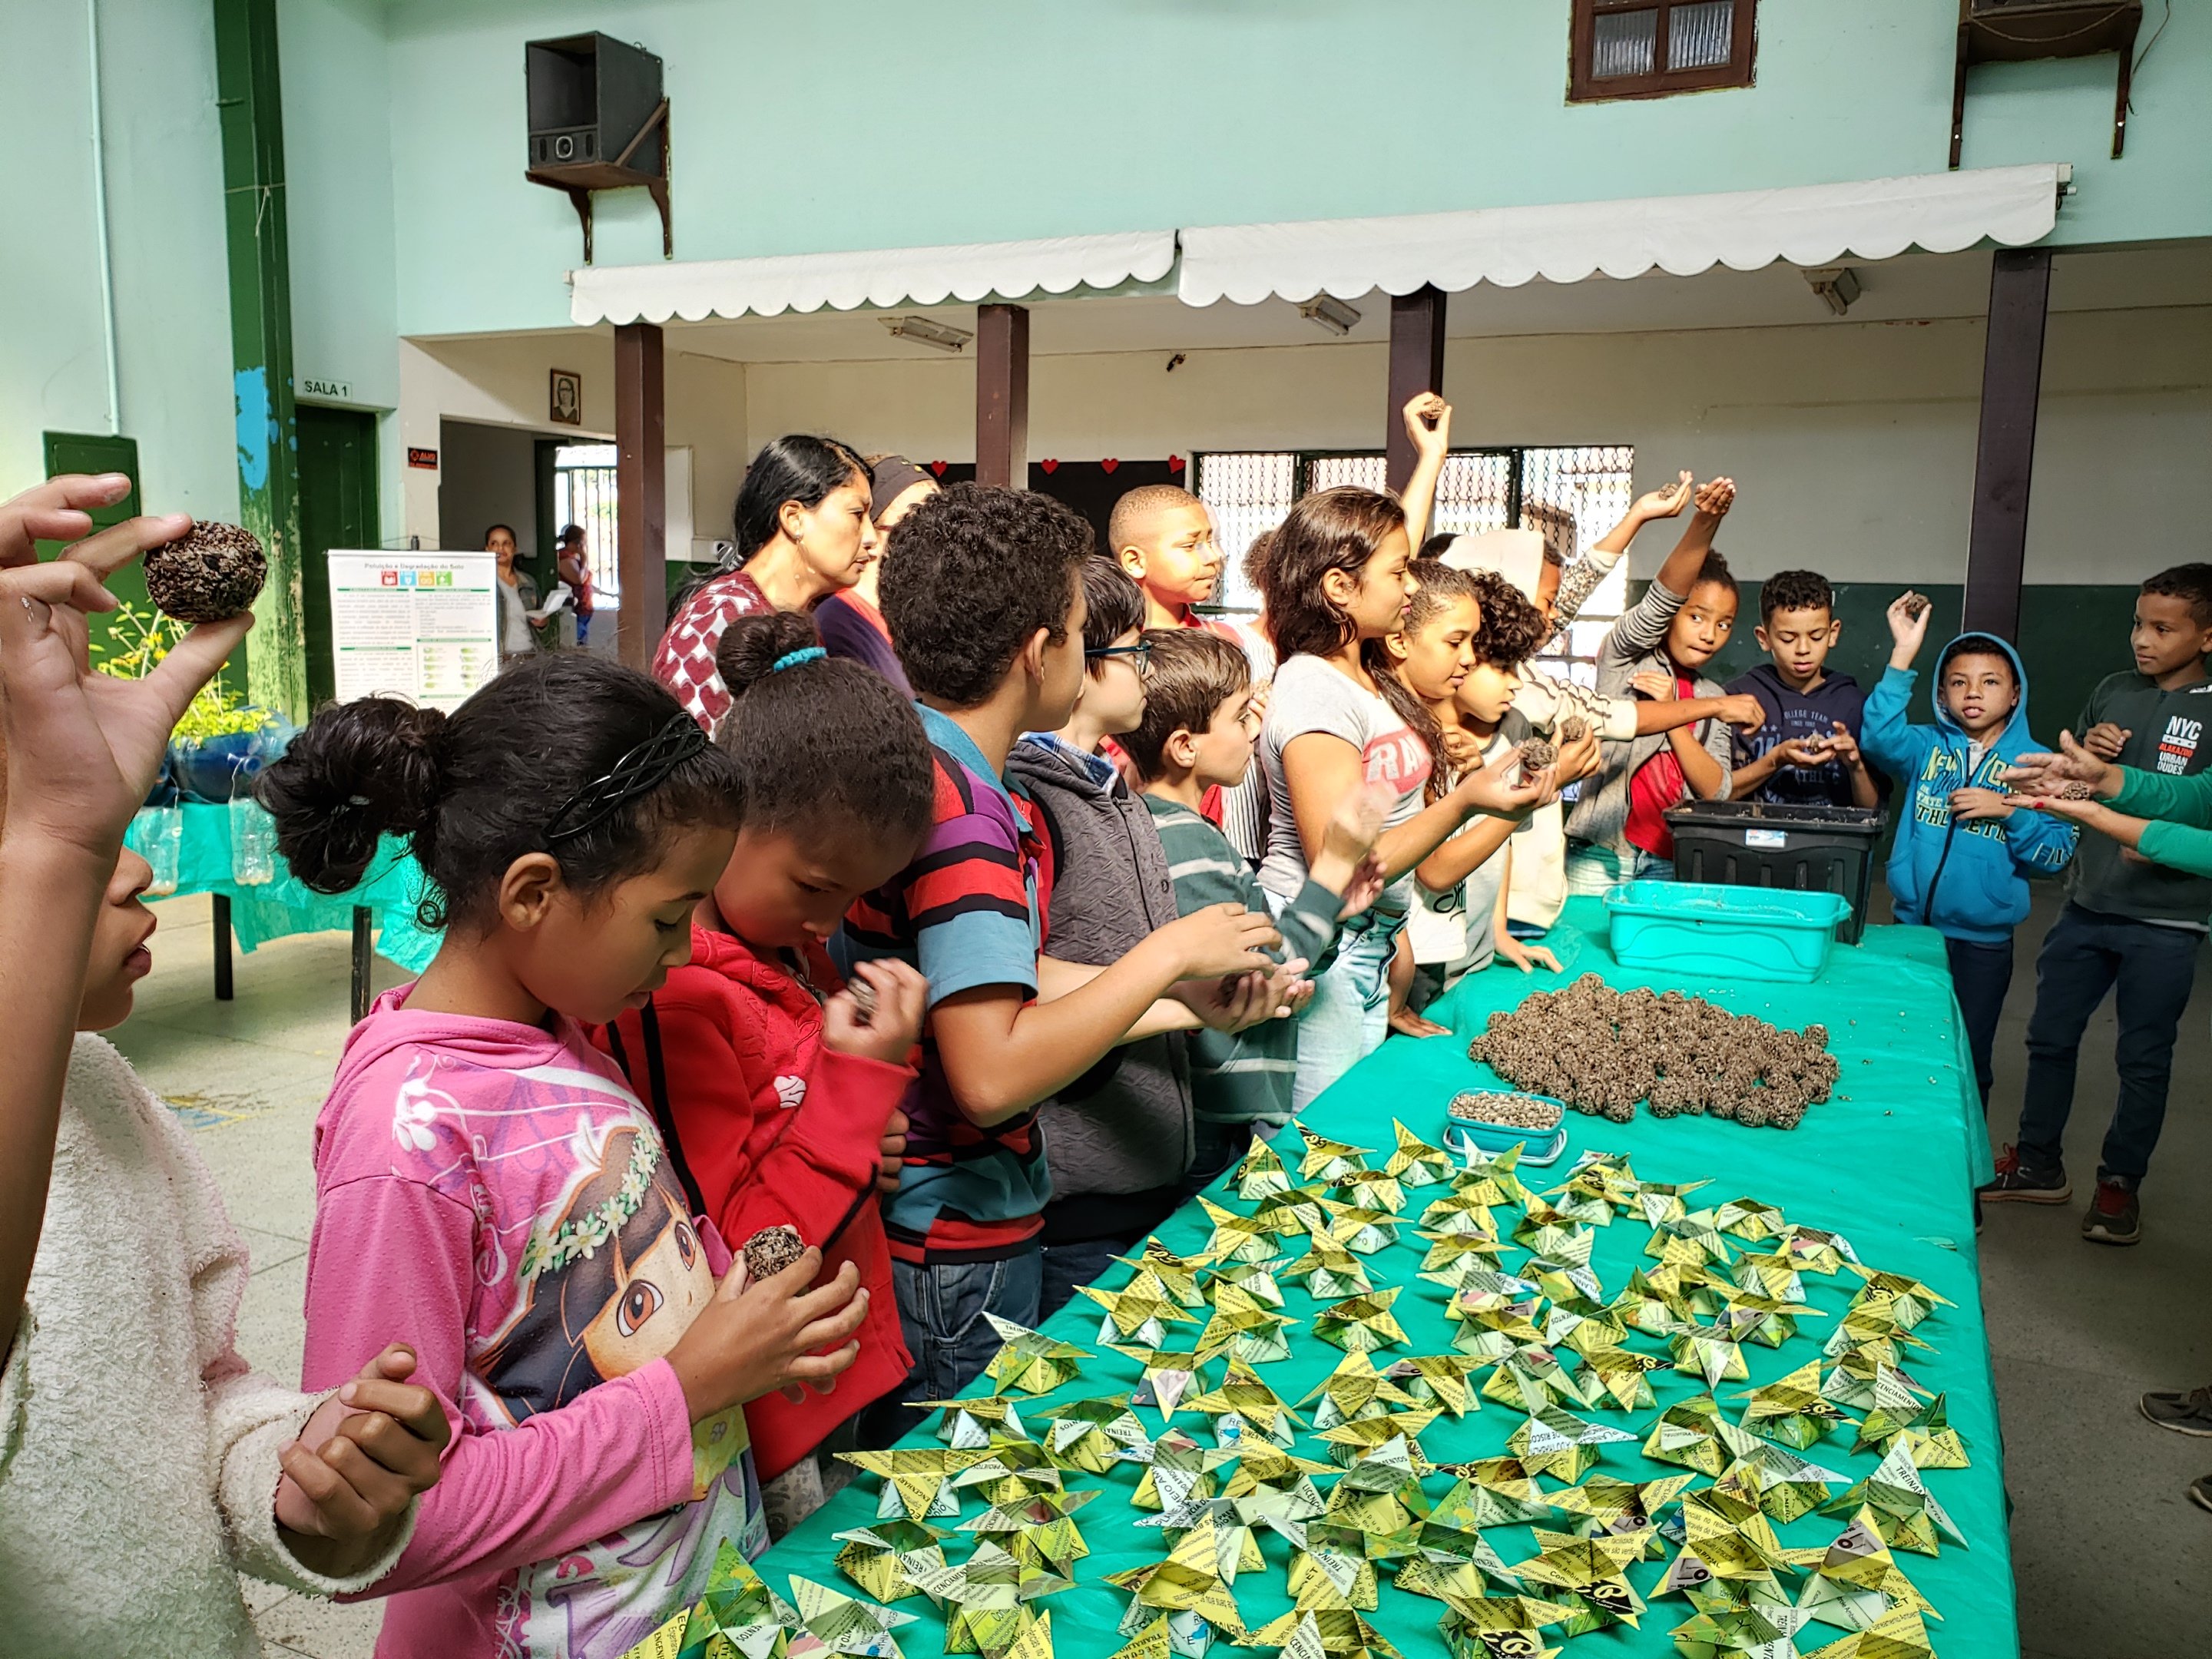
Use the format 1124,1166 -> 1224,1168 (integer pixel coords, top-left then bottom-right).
296,406 -> 379,709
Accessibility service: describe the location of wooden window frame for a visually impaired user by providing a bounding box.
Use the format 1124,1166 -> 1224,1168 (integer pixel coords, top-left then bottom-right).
1569,0 -> 1757,104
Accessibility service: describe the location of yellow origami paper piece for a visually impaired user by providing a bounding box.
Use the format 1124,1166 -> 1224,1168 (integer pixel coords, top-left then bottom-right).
981,1314 -> 1092,1396
1080,1275 -> 1200,1346
1735,1360 -> 1859,1450
1296,1131 -> 1372,1182
837,1447 -> 988,1522
1380,1121 -> 1455,1187
1231,1138 -> 1295,1200
1312,1288 -> 1410,1353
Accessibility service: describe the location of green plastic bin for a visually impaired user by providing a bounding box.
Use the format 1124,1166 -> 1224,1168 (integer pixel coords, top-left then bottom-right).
1601,880 -> 1851,983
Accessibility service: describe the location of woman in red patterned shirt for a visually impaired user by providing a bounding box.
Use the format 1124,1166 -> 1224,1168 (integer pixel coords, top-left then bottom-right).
654,435 -> 876,730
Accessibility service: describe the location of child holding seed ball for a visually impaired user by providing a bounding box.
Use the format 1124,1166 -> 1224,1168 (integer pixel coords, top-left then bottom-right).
595,611 -> 931,1534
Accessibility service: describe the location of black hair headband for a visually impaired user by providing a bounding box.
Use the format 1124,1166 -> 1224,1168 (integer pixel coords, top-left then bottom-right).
542,714 -> 708,846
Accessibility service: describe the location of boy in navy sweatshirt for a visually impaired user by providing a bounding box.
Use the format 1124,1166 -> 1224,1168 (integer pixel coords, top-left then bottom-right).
1861,599 -> 2076,1115
1726,569 -> 1883,809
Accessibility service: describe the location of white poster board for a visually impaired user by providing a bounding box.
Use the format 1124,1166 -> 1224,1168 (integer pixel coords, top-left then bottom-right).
326,548 -> 499,712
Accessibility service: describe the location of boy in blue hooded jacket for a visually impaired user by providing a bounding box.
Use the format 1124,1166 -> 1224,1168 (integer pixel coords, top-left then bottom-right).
1862,595 -> 2077,1111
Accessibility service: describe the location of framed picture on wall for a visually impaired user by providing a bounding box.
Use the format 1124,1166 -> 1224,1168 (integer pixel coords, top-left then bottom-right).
549,368 -> 583,427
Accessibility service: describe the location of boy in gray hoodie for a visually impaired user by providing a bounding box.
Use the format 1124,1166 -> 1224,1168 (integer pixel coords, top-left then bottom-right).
1008,558 -> 1290,1315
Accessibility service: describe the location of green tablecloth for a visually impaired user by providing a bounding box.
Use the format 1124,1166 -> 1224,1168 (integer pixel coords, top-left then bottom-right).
765,899 -> 2011,1657
127,802 -> 441,975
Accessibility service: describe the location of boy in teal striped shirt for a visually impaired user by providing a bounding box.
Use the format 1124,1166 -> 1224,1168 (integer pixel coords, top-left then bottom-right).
1124,628 -> 1386,1187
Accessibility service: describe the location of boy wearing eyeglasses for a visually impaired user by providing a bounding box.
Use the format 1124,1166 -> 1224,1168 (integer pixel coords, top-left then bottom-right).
1008,558 -> 1303,1315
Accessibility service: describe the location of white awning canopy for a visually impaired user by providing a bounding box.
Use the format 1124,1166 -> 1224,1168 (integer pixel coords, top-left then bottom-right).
570,229 -> 1177,326
1176,164 -> 2065,306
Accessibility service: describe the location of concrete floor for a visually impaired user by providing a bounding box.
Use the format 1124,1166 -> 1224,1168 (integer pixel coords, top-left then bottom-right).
106,885 -> 2212,1659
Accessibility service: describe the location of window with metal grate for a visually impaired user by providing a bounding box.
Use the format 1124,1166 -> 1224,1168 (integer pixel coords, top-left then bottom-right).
1194,444 -> 1637,683
1569,0 -> 1757,103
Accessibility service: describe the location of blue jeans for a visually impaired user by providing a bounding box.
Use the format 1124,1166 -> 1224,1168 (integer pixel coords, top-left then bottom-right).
2015,904 -> 2204,1184
1039,1233 -> 1146,1321
1563,843 -> 1674,896
885,1247 -> 1043,1426
1944,934 -> 2014,1110
1290,908 -> 1404,1111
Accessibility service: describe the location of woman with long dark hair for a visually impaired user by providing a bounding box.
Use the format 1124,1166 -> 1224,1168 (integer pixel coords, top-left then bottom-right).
653,434 -> 875,729
1257,487 -> 1548,1106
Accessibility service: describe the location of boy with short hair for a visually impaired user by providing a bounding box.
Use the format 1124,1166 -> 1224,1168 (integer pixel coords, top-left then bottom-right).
1863,599 -> 2076,1118
841,486 -> 1282,1396
1985,563 -> 2212,1244
1726,569 -> 1882,808
1124,628 -> 1384,1190
1007,558 -> 1212,1313
1110,482 -> 1276,859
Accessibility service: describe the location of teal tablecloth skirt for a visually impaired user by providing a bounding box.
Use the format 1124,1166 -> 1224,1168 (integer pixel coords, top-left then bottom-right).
127,801 -> 440,975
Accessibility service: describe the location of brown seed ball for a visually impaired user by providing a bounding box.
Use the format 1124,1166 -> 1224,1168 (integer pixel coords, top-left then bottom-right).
1519,738 -> 1557,773
743,1224 -> 806,1281
2055,781 -> 2097,801
1558,716 -> 1590,744
144,522 -> 267,623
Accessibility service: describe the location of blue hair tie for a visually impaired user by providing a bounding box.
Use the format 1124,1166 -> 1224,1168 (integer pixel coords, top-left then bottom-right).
771,646 -> 826,673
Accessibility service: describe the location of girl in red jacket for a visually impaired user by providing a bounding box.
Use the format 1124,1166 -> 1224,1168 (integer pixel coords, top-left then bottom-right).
597,610 -> 933,1535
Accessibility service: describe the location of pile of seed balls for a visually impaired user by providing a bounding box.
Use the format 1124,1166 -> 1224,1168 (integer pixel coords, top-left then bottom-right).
1467,973 -> 1839,1130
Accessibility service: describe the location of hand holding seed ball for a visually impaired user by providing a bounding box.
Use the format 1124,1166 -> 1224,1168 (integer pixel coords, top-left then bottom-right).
743,1225 -> 806,1283
144,522 -> 267,623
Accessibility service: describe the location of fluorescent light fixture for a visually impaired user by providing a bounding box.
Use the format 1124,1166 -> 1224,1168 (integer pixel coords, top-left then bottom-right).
1297,295 -> 1362,336
1803,267 -> 1861,317
880,314 -> 972,353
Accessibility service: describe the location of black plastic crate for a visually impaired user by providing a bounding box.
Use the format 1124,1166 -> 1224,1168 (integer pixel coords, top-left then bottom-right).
1666,800 -> 1888,945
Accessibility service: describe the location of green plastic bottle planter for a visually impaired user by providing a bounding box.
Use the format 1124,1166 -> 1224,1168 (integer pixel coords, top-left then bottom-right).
1601,880 -> 1851,983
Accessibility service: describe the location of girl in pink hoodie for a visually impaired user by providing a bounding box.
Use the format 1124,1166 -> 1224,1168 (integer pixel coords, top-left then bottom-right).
260,656 -> 873,1659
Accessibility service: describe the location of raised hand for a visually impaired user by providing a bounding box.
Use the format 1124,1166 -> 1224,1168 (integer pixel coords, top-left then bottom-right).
1885,592 -> 1931,661
1402,392 -> 1452,461
0,499 -> 253,861
1631,472 -> 1695,521
1692,477 -> 1736,518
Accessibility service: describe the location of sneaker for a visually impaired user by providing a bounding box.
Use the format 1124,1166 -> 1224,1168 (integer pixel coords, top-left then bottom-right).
2081,1178 -> 2141,1246
1979,1144 -> 2071,1204
2191,1475 -> 2212,1516
2141,1386 -> 2212,1438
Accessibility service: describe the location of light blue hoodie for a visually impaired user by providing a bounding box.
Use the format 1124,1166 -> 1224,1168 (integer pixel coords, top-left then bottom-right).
1861,633 -> 2077,944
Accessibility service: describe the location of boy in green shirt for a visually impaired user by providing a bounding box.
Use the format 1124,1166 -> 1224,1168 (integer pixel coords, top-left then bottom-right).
1122,628 -> 1385,1188
1987,563 -> 2212,1245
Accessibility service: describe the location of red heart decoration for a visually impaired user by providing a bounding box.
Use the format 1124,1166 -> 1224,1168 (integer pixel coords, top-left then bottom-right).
1167,454 -> 1185,474
1040,459 -> 1060,475
1099,458 -> 1120,474
929,459 -> 948,476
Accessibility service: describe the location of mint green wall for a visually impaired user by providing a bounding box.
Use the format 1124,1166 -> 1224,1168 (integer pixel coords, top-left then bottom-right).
0,0 -> 236,518
375,0 -> 2212,336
